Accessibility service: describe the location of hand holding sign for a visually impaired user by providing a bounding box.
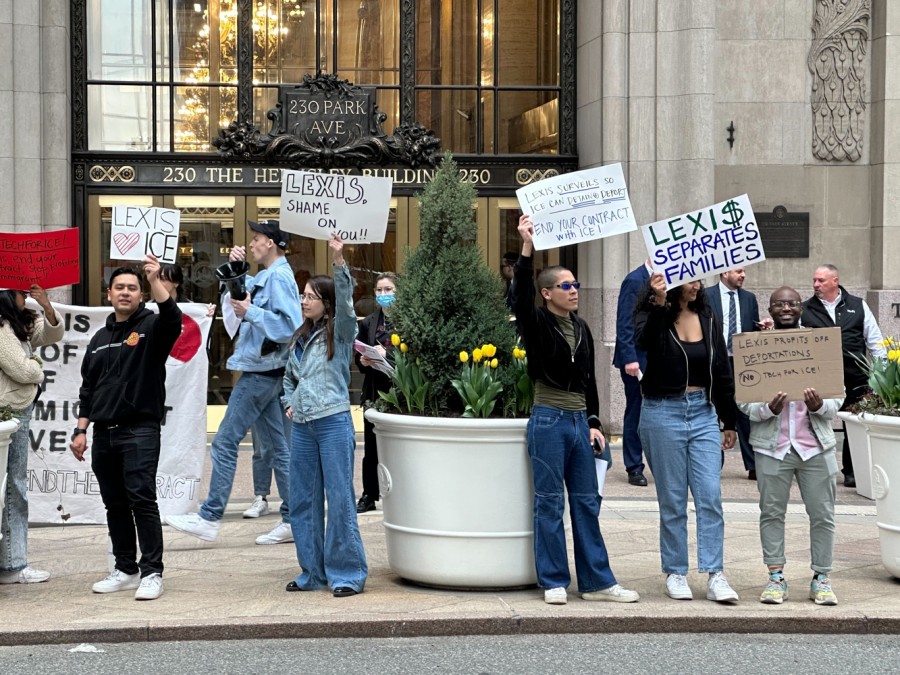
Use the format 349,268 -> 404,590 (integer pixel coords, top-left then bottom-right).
329,233 -> 346,266
110,206 -> 181,263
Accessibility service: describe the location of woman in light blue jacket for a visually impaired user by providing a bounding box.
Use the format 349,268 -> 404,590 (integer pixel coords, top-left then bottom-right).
282,235 -> 367,597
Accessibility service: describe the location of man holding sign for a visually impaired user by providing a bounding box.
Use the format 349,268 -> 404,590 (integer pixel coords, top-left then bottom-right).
738,287 -> 843,606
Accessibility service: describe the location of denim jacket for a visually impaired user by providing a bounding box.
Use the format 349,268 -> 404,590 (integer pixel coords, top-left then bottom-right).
738,395 -> 844,454
226,256 -> 303,372
282,263 -> 358,423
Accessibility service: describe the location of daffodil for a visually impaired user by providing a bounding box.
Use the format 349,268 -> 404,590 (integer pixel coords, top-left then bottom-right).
459,351 -> 469,363
400,342 -> 408,353
472,348 -> 483,363
490,358 -> 498,369
391,333 -> 401,347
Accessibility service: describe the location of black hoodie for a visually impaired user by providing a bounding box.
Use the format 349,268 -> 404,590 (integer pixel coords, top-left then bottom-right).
78,297 -> 183,426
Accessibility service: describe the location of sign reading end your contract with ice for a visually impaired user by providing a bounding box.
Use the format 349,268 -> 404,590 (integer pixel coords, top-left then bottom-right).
280,169 -> 393,243
515,164 -> 637,251
642,194 -> 765,288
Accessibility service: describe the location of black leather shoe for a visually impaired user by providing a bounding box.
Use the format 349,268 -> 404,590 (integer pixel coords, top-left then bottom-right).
844,474 -> 856,488
286,581 -> 303,592
356,494 -> 376,513
627,472 -> 648,487
333,586 -> 358,597
748,470 -> 757,481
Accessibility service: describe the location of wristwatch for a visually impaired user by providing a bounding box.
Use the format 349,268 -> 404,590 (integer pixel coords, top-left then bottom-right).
71,427 -> 87,440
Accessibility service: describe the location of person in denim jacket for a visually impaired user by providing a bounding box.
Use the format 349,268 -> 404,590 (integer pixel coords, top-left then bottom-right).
167,220 -> 302,546
282,235 -> 367,597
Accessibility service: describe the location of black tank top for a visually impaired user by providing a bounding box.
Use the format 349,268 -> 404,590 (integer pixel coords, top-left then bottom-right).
679,339 -> 710,388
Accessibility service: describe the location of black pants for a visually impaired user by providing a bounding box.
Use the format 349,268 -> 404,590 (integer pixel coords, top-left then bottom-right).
361,418 -> 380,499
91,425 -> 163,577
619,367 -> 645,475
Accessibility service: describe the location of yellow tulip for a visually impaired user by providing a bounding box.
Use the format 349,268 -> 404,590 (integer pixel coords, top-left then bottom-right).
484,344 -> 497,358
391,333 -> 401,347
400,342 -> 408,353
459,351 -> 469,363
490,358 -> 498,369
472,348 -> 483,363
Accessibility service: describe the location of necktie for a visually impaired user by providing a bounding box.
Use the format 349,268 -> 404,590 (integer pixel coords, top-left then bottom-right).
727,291 -> 737,351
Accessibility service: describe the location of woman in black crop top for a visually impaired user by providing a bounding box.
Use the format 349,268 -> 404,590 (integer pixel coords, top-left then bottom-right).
633,272 -> 738,604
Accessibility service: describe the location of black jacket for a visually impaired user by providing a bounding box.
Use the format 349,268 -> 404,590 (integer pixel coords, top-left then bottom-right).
802,286 -> 868,392
354,308 -> 393,405
634,297 -> 736,431
78,298 -> 183,426
513,255 -> 601,430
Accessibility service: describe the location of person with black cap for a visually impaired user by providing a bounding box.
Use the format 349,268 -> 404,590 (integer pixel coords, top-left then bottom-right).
167,219 -> 302,546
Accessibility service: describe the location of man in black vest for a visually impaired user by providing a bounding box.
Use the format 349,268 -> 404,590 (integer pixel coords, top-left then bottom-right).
801,264 -> 887,487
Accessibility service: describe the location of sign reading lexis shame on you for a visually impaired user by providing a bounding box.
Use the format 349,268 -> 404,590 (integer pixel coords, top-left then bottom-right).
515,164 -> 637,251
0,229 -> 79,289
642,194 -> 765,288
110,206 -> 181,263
732,327 -> 844,404
280,169 -> 393,243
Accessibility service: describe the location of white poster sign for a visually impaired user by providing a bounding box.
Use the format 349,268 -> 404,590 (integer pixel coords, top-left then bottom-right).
515,164 -> 637,251
26,301 -> 211,524
279,169 -> 393,243
641,194 -> 765,288
110,206 -> 181,263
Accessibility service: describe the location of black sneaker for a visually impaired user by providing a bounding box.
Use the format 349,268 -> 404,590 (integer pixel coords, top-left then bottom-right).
627,472 -> 648,487
356,494 -> 376,513
843,474 -> 856,488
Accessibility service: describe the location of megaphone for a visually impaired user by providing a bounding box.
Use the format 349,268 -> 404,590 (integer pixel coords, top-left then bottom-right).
215,261 -> 250,300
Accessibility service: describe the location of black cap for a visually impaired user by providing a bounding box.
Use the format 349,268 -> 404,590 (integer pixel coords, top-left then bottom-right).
248,219 -> 288,250
502,251 -> 519,264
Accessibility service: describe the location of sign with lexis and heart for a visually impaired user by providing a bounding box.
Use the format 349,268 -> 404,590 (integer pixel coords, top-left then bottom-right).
110,206 -> 181,263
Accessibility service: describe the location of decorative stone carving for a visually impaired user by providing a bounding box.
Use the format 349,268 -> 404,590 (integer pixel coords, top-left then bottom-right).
808,0 -> 870,162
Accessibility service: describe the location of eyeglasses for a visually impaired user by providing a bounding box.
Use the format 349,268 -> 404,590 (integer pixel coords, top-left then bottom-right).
554,281 -> 581,291
300,293 -> 321,303
769,300 -> 802,309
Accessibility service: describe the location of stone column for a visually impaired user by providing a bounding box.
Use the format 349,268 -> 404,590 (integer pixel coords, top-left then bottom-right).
868,0 -> 900,339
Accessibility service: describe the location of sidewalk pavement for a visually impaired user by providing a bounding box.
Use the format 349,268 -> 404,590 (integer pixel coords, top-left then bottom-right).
3,443 -> 899,646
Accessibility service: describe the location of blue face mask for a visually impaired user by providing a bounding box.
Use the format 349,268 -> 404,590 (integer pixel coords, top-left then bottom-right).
375,293 -> 395,308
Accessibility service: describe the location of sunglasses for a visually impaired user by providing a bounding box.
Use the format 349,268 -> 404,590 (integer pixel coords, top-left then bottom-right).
554,281 -> 581,291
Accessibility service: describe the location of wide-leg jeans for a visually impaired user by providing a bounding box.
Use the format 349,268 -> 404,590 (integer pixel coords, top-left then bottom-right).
290,411 -> 367,592
527,405 -> 617,593
0,405 -> 34,573
639,390 -> 725,575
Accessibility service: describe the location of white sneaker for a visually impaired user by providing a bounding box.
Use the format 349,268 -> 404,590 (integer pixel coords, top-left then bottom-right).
0,566 -> 50,584
255,521 -> 294,545
243,496 -> 269,519
665,574 -> 693,600
544,587 -> 567,604
582,584 -> 640,603
135,573 -> 164,600
707,572 -> 739,603
166,513 -> 221,542
92,569 -> 141,594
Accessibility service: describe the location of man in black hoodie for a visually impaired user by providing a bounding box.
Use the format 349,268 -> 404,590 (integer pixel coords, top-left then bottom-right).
70,255 -> 182,601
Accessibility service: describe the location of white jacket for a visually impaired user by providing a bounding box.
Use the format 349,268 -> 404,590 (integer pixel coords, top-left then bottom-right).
0,309 -> 64,412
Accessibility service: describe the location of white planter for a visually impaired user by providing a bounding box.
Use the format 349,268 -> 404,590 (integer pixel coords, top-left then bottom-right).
857,413 -> 900,579
366,409 -> 535,589
837,411 -> 874,499
0,419 -> 22,542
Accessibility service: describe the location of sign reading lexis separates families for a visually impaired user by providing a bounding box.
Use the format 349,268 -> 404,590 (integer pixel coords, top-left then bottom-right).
0,229 -> 80,289
732,327 -> 844,404
642,194 -> 765,288
279,169 -> 393,242
515,164 -> 637,251
110,206 -> 181,263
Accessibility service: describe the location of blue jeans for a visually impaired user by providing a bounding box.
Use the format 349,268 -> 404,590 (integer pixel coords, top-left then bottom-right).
527,405 -> 617,592
290,411 -> 367,592
200,373 -> 291,522
251,410 -> 292,497
639,390 -> 725,574
0,406 -> 33,573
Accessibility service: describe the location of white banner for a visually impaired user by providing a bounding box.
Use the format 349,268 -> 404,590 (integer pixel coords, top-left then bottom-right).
279,169 -> 393,243
641,194 -> 765,288
26,301 -> 211,524
110,206 -> 181,263
515,164 -> 637,250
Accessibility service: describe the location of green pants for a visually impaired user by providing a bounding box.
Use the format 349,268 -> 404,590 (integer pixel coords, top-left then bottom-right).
756,448 -> 838,574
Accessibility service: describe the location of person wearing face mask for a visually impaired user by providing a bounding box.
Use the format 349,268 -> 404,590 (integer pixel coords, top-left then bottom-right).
353,272 -> 397,513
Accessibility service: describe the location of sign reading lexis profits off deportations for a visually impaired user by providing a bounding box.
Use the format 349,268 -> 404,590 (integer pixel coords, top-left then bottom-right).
732,327 -> 844,404
515,164 -> 637,251
641,194 -> 765,288
279,169 -> 393,243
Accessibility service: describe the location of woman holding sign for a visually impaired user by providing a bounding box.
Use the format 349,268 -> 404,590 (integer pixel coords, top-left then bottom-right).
0,286 -> 63,585
282,234 -> 367,597
634,273 -> 738,603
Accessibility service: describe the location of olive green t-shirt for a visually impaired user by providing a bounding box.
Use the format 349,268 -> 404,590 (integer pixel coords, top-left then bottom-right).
533,313 -> 587,411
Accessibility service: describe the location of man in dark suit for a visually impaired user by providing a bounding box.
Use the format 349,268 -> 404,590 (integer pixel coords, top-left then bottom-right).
706,267 -> 762,480
612,261 -> 651,486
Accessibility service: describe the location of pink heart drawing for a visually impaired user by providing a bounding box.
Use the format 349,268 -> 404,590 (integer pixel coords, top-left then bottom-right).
113,232 -> 141,256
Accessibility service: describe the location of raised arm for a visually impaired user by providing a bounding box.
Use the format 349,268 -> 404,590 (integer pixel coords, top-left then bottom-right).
330,235 -> 358,344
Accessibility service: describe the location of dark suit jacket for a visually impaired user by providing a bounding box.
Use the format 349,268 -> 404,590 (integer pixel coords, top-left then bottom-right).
613,264 -> 650,369
705,283 -> 761,339
354,309 -> 393,405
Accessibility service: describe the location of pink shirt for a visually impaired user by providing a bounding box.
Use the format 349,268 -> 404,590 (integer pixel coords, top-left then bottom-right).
756,401 -> 823,461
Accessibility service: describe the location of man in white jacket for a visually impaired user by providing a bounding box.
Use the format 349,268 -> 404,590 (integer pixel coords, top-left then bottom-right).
738,286 -> 843,607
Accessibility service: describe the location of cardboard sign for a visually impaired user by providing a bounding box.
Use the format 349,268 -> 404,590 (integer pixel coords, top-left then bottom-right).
110,206 -> 181,263
279,169 -> 393,243
642,194 -> 765,288
0,229 -> 80,289
732,327 -> 845,404
515,164 -> 637,251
